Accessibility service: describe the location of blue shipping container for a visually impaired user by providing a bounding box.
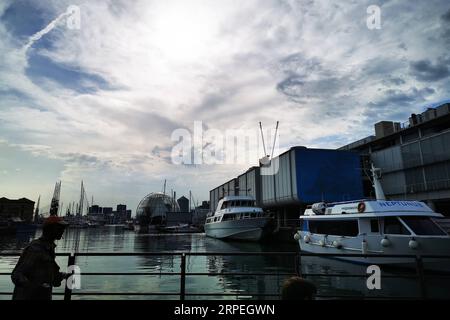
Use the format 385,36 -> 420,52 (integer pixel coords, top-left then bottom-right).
261,147 -> 364,206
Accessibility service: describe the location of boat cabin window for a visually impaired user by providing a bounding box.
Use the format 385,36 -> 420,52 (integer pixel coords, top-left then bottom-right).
383,217 -> 410,235
308,220 -> 359,237
370,219 -> 380,233
220,200 -> 256,209
206,218 -> 212,223
399,217 -> 447,236
222,214 -> 234,221
241,200 -> 255,207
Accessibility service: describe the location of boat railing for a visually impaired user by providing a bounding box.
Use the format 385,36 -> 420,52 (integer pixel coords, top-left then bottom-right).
305,199 -> 376,209
1,252 -> 449,300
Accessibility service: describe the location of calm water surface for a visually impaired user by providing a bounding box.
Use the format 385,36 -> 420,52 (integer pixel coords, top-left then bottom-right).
1,227 -> 449,300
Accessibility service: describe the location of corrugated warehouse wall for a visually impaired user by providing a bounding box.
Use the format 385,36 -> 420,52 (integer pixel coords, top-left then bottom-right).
238,167 -> 262,206
209,178 -> 238,212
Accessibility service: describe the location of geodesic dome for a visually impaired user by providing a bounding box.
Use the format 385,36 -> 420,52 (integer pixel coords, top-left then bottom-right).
136,192 -> 180,225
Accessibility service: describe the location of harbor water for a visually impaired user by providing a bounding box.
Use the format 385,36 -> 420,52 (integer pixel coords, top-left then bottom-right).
1,227 -> 449,300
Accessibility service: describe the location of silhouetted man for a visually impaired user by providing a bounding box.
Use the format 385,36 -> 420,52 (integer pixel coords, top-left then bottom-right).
11,216 -> 69,300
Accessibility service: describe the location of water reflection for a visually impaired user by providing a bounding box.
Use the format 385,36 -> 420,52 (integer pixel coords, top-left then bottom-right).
131,234 -> 298,299
299,255 -> 450,299
197,238 -> 297,299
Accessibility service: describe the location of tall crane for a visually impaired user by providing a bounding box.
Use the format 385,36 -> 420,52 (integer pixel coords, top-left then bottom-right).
49,181 -> 61,216
76,180 -> 91,216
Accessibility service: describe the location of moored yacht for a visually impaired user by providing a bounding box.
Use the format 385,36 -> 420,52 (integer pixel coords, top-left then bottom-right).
205,195 -> 274,241
295,165 -> 450,271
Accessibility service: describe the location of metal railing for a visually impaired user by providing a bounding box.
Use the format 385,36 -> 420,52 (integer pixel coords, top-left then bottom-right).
1,252 -> 450,300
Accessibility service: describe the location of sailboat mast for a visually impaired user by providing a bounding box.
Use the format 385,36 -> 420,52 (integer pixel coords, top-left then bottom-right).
78,181 -> 85,216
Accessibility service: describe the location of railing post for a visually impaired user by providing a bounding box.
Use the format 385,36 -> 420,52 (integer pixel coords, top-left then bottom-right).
180,253 -> 186,301
64,253 -> 76,301
295,252 -> 303,277
415,255 -> 427,299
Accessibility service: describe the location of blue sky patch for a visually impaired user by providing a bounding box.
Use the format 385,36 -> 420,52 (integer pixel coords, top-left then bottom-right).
2,0 -> 53,41
25,52 -> 111,94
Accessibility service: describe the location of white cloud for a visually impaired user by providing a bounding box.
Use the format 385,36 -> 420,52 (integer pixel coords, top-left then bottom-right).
1,0 -> 449,209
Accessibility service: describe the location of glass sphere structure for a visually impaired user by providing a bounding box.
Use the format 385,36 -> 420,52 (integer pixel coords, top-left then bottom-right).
136,192 -> 180,225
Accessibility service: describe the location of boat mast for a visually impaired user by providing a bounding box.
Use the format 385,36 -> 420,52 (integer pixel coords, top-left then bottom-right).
189,190 -> 192,212
34,195 -> 40,223
58,202 -> 64,216
371,163 -> 386,200
78,180 -> 85,216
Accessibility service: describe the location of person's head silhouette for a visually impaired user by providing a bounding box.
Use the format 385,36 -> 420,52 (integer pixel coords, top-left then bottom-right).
281,277 -> 317,300
42,216 -> 69,241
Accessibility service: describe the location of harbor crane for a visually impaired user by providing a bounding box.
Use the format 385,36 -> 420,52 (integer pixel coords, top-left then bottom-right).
49,181 -> 61,216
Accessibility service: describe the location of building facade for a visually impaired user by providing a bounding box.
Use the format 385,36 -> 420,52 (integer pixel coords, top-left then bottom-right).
0,197 -> 35,222
340,103 -> 450,216
177,196 -> 189,213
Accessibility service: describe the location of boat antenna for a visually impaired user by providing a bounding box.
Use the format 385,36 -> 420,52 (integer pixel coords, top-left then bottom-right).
371,163 -> 386,200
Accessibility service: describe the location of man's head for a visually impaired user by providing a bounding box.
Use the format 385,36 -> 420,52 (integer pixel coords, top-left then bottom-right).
42,216 -> 68,240
281,276 -> 317,300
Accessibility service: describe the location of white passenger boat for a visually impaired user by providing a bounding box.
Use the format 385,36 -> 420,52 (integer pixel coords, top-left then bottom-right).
295,166 -> 450,271
205,195 -> 274,241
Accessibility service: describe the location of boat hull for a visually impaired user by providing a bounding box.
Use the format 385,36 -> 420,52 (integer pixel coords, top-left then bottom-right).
205,218 -> 272,241
298,231 -> 450,272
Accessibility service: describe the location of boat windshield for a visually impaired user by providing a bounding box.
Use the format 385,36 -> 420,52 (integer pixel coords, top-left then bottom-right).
399,217 -> 447,236
384,217 -> 410,235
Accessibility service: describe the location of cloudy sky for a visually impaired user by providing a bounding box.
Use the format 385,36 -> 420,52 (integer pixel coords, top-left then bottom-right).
1,0 -> 449,214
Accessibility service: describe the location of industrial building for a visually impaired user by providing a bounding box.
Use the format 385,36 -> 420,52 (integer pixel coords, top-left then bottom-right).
340,102 -> 450,217
177,196 -> 189,213
87,204 -> 132,225
0,197 -> 35,223
209,147 -> 364,237
209,102 -> 450,240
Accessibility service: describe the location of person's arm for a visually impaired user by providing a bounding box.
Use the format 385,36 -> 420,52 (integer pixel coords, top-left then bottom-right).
52,261 -> 65,287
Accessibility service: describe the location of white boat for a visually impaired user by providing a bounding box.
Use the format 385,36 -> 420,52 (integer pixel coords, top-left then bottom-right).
295,165 -> 450,271
204,195 -> 274,241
